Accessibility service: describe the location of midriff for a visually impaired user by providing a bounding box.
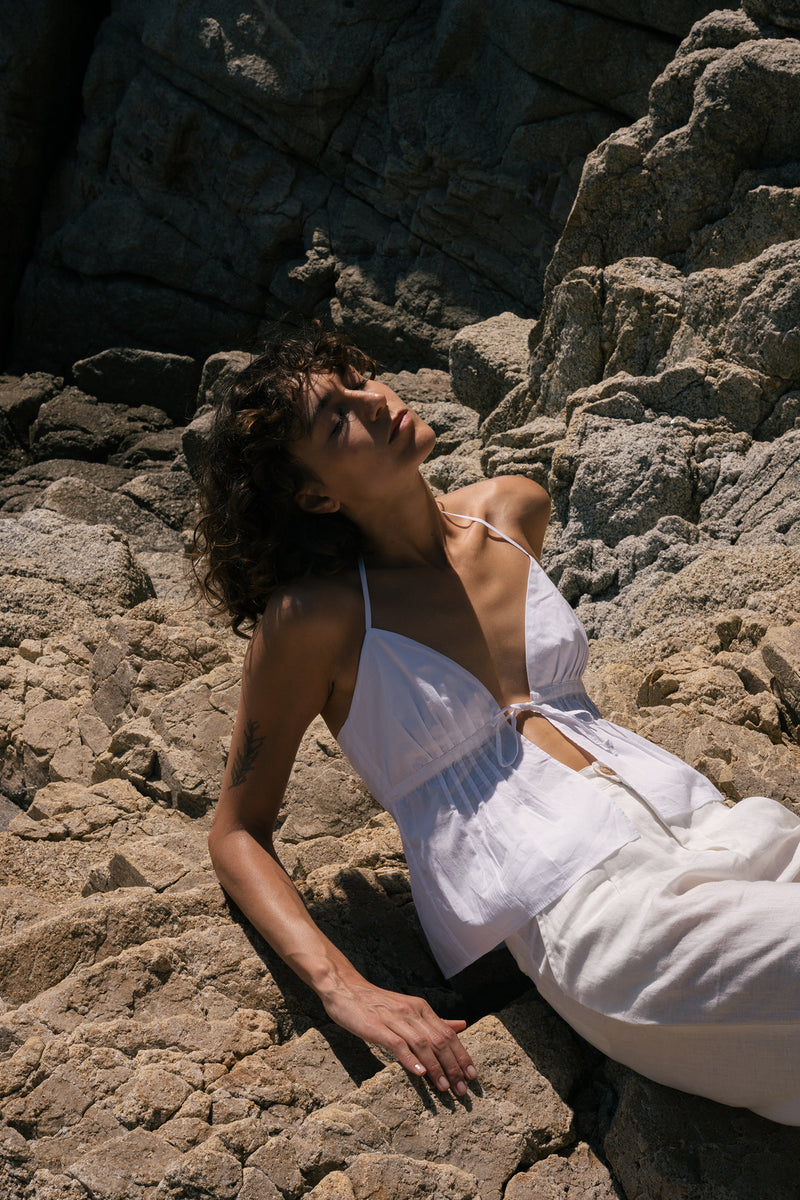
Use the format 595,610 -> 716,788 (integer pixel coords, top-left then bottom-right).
516,711 -> 597,772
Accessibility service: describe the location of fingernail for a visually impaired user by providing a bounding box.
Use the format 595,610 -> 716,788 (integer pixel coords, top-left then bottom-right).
437,1075 -> 448,1090
456,1080 -> 467,1096
466,1065 -> 477,1079
413,1063 -> 425,1074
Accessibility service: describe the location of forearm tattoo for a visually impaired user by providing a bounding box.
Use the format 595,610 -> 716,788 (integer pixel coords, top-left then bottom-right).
229,719 -> 266,787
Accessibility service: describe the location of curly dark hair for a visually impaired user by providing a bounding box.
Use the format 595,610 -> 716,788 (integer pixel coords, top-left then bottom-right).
193,323 -> 377,637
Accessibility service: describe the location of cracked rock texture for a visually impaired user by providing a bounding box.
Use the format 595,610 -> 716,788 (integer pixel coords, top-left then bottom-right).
8,0 -> 723,373
3,3 -> 800,1198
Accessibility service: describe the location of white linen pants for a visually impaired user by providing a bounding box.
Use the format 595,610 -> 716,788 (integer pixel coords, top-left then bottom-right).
505,760 -> 800,1125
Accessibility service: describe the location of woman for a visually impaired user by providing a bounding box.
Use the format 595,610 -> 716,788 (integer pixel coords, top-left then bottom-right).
195,324 -> 800,1122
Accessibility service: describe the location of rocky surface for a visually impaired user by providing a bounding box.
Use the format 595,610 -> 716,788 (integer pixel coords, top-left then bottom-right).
472,4 -> 800,648
3,3 -> 800,1198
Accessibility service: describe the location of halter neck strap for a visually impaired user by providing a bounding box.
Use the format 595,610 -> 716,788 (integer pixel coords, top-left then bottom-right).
444,512 -> 532,560
357,555 -> 372,630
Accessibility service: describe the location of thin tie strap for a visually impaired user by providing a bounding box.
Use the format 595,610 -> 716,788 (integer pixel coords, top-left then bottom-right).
445,511 -> 532,560
492,701 -> 534,767
357,555 -> 372,630
491,698 -> 614,769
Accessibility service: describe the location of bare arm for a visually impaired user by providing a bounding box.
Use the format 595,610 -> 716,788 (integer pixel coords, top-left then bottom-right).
208,589 -> 476,1095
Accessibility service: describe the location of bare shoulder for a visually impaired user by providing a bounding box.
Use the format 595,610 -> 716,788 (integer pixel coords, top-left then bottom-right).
212,571 -> 364,838
442,476 -> 551,559
248,571 -> 363,678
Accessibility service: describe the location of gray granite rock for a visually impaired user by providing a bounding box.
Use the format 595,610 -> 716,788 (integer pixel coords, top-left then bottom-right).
449,313 -> 535,418
33,476 -> 181,553
505,1142 -> 618,1199
700,429 -> 800,545
550,412 -> 697,547
548,30 -> 800,286
0,508 -> 154,644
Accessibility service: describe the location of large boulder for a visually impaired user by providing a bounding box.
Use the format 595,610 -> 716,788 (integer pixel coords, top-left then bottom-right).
30,388 -> 173,463
458,14 -> 800,635
33,475 -> 182,552
71,348 -> 202,424
547,18 -> 800,286
527,250 -> 800,422
0,509 -> 154,644
196,350 -> 251,409
0,458 -> 134,514
550,408 -> 697,546
449,313 -> 535,418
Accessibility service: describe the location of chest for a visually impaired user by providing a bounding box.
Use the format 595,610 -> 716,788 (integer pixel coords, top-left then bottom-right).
326,535 -> 588,739
364,542 -> 534,707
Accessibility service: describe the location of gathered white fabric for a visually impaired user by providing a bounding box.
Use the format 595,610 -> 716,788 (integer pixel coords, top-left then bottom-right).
506,762 -> 800,1123
336,514 -> 723,978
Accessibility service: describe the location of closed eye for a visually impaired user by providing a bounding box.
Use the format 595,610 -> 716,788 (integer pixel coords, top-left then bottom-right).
330,408 -> 350,437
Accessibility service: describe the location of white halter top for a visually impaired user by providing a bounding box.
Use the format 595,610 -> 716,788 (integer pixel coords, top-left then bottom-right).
337,513 -> 722,977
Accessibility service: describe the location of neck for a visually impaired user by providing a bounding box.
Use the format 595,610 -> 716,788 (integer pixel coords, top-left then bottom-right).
347,474 -> 450,568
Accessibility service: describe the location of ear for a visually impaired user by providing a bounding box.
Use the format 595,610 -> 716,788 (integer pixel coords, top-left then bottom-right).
295,486 -> 341,515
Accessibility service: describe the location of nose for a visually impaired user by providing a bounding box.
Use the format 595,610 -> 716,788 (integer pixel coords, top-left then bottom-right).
354,386 -> 387,420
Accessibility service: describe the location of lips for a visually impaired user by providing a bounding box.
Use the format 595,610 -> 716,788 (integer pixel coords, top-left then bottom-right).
389,409 -> 410,442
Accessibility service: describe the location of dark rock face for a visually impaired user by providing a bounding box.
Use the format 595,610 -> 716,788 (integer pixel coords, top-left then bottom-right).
9,0 -> 720,373
0,507 -> 155,647
30,388 -> 173,463
0,0 -> 108,361
71,349 -> 201,425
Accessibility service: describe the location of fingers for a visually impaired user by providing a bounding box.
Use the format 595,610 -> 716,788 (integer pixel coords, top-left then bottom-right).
323,981 -> 477,1097
390,1006 -> 477,1097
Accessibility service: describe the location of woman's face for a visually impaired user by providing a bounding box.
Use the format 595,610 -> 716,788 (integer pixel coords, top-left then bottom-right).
289,365 -> 435,515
